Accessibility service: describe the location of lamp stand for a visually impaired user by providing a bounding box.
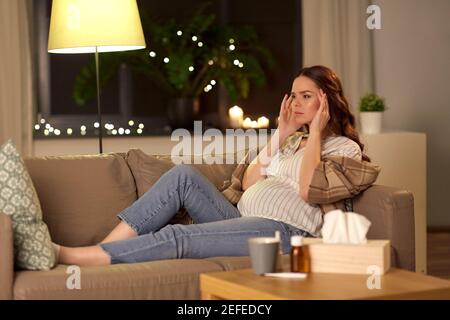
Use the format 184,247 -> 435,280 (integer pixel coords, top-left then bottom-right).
95,47 -> 103,154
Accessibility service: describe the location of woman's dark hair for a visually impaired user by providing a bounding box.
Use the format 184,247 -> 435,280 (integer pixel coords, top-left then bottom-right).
297,65 -> 371,162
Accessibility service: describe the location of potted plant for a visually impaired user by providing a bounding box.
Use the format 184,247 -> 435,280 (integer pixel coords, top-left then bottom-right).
359,93 -> 386,134
73,2 -> 275,129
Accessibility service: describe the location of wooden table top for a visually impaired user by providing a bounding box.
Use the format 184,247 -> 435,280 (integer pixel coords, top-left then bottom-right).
200,268 -> 450,300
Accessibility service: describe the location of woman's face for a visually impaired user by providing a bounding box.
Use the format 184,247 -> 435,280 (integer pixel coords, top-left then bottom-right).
289,75 -> 321,126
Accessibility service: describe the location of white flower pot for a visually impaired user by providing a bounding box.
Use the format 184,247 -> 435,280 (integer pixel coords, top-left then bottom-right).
360,112 -> 383,134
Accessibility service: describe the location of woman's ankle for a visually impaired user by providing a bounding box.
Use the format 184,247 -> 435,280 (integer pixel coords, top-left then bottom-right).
99,221 -> 138,244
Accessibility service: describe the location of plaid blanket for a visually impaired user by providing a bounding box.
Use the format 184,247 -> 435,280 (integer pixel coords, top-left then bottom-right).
220,134 -> 381,214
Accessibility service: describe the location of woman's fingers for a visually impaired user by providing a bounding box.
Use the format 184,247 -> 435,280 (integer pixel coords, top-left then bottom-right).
285,96 -> 292,119
286,95 -> 293,109
279,94 -> 287,116
318,95 -> 324,111
280,94 -> 286,108
279,94 -> 292,124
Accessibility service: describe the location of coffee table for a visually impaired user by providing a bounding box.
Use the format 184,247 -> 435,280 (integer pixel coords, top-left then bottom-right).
200,268 -> 450,300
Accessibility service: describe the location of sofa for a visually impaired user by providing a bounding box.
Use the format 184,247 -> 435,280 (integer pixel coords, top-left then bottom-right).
0,149 -> 415,300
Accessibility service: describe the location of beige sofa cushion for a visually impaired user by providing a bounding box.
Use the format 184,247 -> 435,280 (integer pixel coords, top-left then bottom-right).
125,149 -> 238,224
125,149 -> 175,198
24,154 -> 137,247
13,259 -> 223,300
125,149 -> 238,197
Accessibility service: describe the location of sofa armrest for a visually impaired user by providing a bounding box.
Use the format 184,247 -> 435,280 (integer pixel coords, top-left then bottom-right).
0,212 -> 14,300
353,185 -> 415,271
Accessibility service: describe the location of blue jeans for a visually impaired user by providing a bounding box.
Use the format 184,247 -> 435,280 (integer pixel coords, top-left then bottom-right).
100,165 -> 312,264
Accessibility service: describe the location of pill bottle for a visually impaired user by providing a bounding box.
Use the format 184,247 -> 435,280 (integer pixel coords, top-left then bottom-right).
290,235 -> 310,273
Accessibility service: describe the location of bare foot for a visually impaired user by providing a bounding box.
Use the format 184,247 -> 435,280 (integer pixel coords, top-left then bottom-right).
58,245 -> 111,266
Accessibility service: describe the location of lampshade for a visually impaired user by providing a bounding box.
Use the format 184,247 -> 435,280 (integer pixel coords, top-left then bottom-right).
48,0 -> 146,54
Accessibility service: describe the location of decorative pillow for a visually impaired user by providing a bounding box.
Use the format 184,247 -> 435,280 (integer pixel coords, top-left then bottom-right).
0,140 -> 56,270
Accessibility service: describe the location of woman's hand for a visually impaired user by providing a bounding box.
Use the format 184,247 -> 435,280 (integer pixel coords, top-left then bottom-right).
277,94 -> 302,140
309,89 -> 330,135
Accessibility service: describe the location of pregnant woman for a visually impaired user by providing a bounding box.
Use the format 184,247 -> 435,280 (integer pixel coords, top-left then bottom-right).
54,65 -> 369,266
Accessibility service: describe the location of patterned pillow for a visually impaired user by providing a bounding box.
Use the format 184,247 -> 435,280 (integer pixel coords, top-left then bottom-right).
0,140 -> 56,270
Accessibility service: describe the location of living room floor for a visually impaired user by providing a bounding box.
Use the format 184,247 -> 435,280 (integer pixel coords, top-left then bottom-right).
427,231 -> 450,279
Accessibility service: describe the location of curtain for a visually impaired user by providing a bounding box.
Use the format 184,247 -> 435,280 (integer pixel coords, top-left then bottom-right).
302,0 -> 374,124
0,0 -> 34,156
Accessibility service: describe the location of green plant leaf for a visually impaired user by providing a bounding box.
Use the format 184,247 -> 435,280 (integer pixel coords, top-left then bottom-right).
359,93 -> 386,112
72,1 -> 277,105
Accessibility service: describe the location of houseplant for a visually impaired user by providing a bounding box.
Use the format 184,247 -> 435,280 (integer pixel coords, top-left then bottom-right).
359,92 -> 386,134
73,2 -> 276,129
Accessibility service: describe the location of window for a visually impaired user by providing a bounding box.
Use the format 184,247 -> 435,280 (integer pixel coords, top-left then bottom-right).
32,0 -> 302,138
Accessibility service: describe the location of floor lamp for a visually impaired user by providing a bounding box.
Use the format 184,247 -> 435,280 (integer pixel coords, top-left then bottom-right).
47,0 -> 146,154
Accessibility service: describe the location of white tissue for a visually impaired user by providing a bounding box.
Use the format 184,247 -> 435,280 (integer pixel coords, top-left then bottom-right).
321,209 -> 371,244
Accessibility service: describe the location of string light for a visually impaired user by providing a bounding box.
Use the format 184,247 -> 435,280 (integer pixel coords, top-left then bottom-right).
188,66 -> 194,72
177,30 -> 183,36
208,60 -> 214,65
210,80 -> 216,85
164,57 -> 170,63
192,35 -> 198,42
229,44 -> 235,51
35,120 -> 147,137
239,62 -> 244,68
229,38 -> 235,44
40,118 -> 46,124
233,59 -> 240,66
149,51 -> 156,58
198,42 -> 203,47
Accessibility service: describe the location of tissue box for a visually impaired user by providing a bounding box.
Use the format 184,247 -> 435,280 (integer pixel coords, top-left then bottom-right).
302,238 -> 391,275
